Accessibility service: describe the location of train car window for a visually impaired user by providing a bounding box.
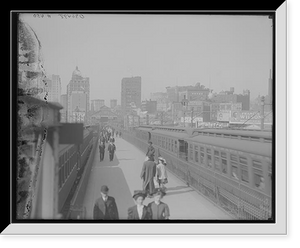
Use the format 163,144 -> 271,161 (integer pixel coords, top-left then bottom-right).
179,140 -> 188,161
253,168 -> 264,190
240,156 -> 249,183
194,145 -> 199,163
214,150 -> 220,171
221,158 -> 227,174
200,147 -> 205,165
230,154 -> 239,180
206,148 -> 212,168
171,141 -> 174,153
252,160 -> 263,170
162,137 -> 165,149
189,143 -> 194,161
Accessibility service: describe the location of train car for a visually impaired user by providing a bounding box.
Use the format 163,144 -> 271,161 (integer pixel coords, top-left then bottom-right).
133,125 -> 273,220
58,128 -> 94,213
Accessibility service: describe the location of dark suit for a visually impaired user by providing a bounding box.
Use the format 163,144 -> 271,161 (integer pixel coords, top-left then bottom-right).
127,205 -> 151,220
93,196 -> 119,220
140,161 -> 157,195
146,145 -> 155,161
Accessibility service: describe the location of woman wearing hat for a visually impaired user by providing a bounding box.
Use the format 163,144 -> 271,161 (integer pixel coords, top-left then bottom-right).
155,157 -> 168,192
127,191 -> 151,220
147,189 -> 170,220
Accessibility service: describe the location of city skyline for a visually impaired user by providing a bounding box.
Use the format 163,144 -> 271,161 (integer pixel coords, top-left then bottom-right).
20,13 -> 273,104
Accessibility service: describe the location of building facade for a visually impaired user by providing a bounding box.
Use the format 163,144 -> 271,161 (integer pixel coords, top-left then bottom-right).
44,74 -> 61,103
121,76 -> 141,115
67,66 -> 90,123
110,99 -> 117,109
141,100 -> 157,114
60,94 -> 67,122
211,88 -> 250,111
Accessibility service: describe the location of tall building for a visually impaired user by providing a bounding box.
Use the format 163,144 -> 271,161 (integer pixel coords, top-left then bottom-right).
60,94 -> 67,122
67,66 -> 90,123
44,74 -> 61,103
110,99 -> 117,109
70,91 -> 87,123
121,76 -> 141,114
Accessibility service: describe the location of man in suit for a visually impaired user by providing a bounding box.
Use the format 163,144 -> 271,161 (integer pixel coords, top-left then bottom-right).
93,185 -> 119,220
140,157 -> 157,197
146,141 -> 155,161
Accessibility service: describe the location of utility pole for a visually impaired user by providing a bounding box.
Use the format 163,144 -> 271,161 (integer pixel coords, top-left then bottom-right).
191,107 -> 194,128
261,96 -> 265,130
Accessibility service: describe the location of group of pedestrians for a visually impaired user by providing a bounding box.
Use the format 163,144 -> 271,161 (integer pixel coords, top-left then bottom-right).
93,185 -> 170,220
99,126 -> 116,162
93,140 -> 170,220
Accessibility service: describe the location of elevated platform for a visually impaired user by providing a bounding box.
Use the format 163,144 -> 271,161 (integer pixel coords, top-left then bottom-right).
81,136 -> 232,220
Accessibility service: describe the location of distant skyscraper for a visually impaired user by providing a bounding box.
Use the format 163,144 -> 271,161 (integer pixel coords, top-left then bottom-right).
121,76 -> 141,114
45,74 -> 61,103
110,99 -> 117,109
60,94 -> 67,122
67,66 -> 90,123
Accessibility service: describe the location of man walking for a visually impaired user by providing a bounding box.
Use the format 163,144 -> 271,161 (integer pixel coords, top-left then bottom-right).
99,141 -> 105,161
93,185 -> 119,220
146,141 -> 155,161
140,156 -> 157,197
108,141 -> 116,161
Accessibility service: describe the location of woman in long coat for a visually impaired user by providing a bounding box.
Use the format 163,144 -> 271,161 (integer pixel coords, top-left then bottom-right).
140,157 -> 157,196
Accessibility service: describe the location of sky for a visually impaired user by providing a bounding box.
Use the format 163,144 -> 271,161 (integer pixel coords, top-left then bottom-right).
20,13 -> 273,105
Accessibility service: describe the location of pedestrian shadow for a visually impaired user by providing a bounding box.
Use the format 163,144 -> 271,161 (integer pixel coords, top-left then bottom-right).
164,189 -> 194,197
166,185 -> 190,191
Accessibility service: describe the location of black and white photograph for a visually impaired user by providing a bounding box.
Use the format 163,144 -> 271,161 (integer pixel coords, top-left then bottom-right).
5,5 -> 288,236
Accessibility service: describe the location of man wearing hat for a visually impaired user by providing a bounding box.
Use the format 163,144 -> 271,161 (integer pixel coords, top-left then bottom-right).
146,141 -> 155,161
147,188 -> 170,220
93,185 -> 119,220
140,156 -> 157,197
127,190 -> 151,220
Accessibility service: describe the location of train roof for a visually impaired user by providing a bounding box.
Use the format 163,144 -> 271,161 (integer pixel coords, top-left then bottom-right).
187,134 -> 271,157
136,125 -> 272,157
